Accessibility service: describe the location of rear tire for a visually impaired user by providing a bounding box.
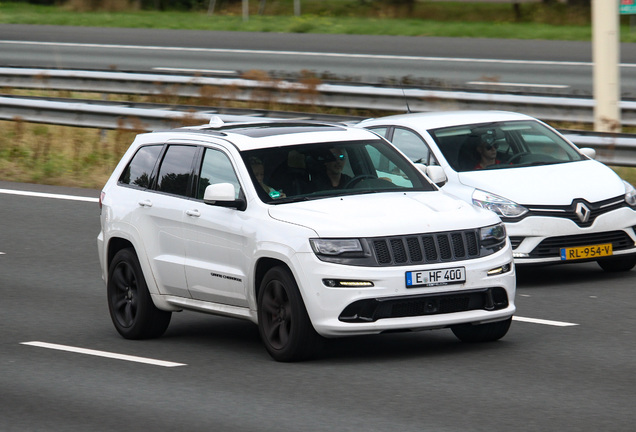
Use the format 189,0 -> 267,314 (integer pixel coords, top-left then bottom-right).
597,255 -> 636,272
257,266 -> 322,362
107,248 -> 171,339
451,317 -> 512,343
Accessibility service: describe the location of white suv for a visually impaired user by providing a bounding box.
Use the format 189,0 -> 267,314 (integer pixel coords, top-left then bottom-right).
97,120 -> 516,361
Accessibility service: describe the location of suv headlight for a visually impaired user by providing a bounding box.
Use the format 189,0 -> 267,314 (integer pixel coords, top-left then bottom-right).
310,239 -> 364,256
472,189 -> 528,219
624,181 -> 636,207
480,223 -> 507,250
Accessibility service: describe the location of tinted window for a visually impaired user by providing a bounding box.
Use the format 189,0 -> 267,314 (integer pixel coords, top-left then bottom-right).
119,145 -> 162,188
242,139 -> 434,204
197,148 -> 241,200
429,120 -> 585,172
156,145 -> 198,196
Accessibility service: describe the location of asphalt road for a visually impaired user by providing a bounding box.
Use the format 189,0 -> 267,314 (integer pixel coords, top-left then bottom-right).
2,24 -> 636,96
1,180 -> 635,432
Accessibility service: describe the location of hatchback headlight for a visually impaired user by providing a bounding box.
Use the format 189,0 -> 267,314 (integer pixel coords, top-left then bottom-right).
624,181 -> 636,207
472,189 -> 528,219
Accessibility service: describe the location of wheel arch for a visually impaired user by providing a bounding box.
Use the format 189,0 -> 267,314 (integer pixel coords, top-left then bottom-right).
254,257 -> 292,304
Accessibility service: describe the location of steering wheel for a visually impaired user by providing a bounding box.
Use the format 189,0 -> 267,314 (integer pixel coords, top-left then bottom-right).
344,174 -> 376,188
505,152 -> 530,164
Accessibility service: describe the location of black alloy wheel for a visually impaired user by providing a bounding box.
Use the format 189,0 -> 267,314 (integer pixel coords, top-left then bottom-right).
107,248 -> 171,339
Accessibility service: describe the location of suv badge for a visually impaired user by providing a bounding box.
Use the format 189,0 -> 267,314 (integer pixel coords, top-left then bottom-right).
575,202 -> 591,223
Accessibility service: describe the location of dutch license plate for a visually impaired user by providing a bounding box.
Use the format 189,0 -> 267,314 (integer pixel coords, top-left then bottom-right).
406,267 -> 466,288
560,243 -> 613,261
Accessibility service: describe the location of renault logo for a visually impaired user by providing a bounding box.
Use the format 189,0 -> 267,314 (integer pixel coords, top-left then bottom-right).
575,202 -> 591,223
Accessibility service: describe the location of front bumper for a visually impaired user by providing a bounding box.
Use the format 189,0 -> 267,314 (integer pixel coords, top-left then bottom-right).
292,246 -> 516,337
506,208 -> 636,265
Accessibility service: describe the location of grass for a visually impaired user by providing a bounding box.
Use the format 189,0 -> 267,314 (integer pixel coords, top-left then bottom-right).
2,1 -> 633,41
1,0 -> 636,188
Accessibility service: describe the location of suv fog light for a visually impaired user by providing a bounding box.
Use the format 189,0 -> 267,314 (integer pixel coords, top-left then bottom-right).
323,279 -> 374,287
487,263 -> 512,276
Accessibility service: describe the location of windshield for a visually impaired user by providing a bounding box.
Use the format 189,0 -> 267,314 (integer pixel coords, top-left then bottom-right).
428,120 -> 586,172
242,139 -> 435,203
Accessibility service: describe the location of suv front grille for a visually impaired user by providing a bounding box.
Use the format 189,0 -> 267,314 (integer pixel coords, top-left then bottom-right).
339,287 -> 509,323
371,230 -> 480,266
529,231 -> 635,258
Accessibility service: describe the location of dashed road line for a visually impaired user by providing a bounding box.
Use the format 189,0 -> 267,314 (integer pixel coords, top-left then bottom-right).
513,316 -> 578,327
0,188 -> 98,203
21,341 -> 187,367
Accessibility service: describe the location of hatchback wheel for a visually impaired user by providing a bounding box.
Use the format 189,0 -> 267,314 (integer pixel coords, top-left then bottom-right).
107,248 -> 171,339
451,317 -> 512,343
257,266 -> 322,362
597,255 -> 636,272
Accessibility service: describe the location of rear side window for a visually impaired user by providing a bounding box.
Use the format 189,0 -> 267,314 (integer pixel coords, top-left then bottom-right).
119,145 -> 162,188
156,145 -> 198,197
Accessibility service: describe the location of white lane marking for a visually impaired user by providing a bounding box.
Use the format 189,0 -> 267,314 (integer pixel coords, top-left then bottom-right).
21,341 -> 187,367
4,40 -> 636,68
0,188 -> 98,203
513,316 -> 578,327
153,67 -> 237,74
467,81 -> 570,89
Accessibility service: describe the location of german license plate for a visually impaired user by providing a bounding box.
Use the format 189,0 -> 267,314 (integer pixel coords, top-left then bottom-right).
560,243 -> 613,261
406,267 -> 466,288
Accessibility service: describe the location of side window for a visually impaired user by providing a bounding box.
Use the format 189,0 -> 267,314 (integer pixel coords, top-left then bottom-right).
367,127 -> 388,139
391,128 -> 433,164
119,145 -> 162,188
156,145 -> 198,197
197,148 -> 241,200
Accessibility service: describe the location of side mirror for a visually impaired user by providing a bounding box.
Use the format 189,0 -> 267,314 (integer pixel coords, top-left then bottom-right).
203,183 -> 246,210
580,147 -> 596,160
417,164 -> 447,187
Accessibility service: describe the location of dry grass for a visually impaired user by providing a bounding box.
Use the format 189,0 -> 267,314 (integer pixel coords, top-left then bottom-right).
0,119 -> 136,189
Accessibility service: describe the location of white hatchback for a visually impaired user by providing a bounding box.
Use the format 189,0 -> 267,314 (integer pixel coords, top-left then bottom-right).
357,111 -> 636,271
97,120 -> 515,361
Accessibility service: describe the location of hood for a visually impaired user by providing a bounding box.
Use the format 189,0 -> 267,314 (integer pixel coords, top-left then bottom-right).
268,191 -> 499,237
457,160 -> 625,205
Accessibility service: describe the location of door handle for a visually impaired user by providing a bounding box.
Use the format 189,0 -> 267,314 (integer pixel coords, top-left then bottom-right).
138,199 -> 153,207
186,209 -> 201,217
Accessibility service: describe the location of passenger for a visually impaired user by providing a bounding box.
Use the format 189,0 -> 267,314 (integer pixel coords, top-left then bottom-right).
474,131 -> 501,169
249,157 -> 285,199
312,147 -> 352,190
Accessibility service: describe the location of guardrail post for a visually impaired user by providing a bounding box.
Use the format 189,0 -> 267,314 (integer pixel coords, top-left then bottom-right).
592,0 -> 621,133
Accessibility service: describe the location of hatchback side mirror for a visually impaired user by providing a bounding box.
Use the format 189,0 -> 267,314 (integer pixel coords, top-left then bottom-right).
204,183 -> 246,210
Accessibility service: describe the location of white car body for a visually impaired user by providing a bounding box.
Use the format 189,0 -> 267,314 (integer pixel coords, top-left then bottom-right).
356,111 -> 636,271
98,121 -> 515,361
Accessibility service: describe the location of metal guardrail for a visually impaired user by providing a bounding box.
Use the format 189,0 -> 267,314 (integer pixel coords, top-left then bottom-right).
3,67 -> 636,127
2,68 -> 636,166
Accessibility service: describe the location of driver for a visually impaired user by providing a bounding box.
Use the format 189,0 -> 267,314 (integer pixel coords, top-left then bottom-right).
312,147 -> 352,190
474,130 -> 501,169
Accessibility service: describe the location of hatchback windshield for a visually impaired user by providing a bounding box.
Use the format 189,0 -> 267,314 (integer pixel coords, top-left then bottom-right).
428,120 -> 585,172
242,139 -> 434,203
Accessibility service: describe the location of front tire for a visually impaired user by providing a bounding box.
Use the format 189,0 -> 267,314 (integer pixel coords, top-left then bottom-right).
107,248 -> 171,339
257,266 -> 322,362
597,255 -> 636,272
451,317 -> 512,343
